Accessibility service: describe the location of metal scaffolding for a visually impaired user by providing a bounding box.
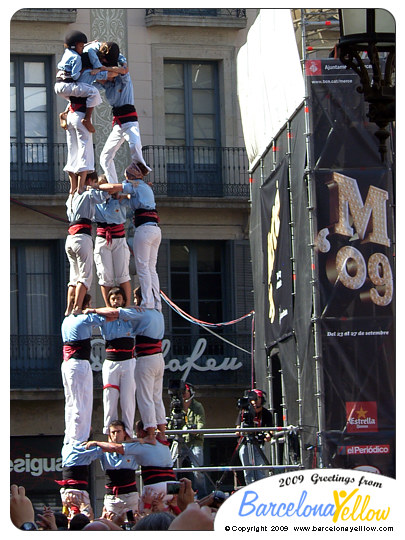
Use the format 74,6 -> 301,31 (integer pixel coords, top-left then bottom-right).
135,426 -> 302,493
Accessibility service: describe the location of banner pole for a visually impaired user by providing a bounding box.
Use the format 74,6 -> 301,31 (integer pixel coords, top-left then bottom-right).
301,8 -> 326,467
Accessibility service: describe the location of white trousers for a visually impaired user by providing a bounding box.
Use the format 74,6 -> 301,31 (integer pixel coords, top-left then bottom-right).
102,358 -> 136,437
94,236 -> 130,287
103,491 -> 139,518
64,110 -> 94,174
54,81 -> 102,109
61,359 -> 93,444
100,121 -> 150,184
65,233 -> 93,290
133,224 -> 162,309
135,353 -> 166,430
60,488 -> 92,521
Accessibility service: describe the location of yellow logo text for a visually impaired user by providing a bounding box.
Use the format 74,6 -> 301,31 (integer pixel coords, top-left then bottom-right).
333,489 -> 390,523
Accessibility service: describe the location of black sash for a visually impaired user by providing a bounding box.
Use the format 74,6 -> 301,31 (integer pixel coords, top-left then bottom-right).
105,337 -> 134,361
141,465 -> 176,485
133,208 -> 159,228
104,468 -> 137,495
55,465 -> 89,488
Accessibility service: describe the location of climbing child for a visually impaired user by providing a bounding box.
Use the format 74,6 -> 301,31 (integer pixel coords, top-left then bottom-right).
55,30 -> 102,134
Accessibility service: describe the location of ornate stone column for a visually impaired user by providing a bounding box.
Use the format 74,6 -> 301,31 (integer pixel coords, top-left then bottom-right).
90,8 -> 130,176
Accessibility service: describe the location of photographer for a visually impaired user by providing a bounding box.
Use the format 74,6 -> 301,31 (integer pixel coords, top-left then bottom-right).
181,382 -> 207,497
166,380 -> 208,497
236,389 -> 273,485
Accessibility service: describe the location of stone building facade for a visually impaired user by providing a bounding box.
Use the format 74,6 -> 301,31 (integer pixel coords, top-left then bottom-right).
10,8 -> 257,511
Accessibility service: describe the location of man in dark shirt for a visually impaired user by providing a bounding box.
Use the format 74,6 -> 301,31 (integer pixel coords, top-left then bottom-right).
236,389 -> 273,485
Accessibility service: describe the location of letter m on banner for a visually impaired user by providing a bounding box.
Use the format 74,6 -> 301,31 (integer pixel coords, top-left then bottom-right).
327,172 -> 390,248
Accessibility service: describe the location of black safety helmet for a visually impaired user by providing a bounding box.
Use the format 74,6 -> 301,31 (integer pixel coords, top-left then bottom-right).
65,30 -> 88,50
102,42 -> 120,66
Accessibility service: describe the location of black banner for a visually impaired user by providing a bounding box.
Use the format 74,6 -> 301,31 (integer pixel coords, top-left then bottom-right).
249,108 -> 308,435
314,167 -> 394,320
308,59 -> 395,476
261,159 -> 294,347
305,58 -> 390,168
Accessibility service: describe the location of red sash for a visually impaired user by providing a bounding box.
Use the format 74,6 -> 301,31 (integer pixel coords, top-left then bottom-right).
69,103 -> 85,113
135,339 -> 162,357
55,479 -> 88,487
63,344 -> 77,362
68,223 -> 92,235
63,340 -> 91,361
112,111 -> 138,127
96,223 -> 125,245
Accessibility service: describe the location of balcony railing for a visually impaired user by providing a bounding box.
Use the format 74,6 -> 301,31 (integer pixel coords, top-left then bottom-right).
146,9 -> 246,18
10,334 -> 63,389
10,142 -> 70,194
143,145 -> 249,198
10,143 -> 249,198
11,331 -> 252,390
145,9 -> 247,28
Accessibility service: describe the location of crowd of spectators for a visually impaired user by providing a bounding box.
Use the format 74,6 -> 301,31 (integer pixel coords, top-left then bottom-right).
10,477 -> 221,531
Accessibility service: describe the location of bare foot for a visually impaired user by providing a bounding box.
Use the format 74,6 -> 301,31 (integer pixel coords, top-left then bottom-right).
72,306 -> 82,316
60,112 -> 68,130
81,118 -> 95,133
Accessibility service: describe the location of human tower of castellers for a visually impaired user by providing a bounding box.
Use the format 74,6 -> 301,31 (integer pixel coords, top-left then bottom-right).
56,30 -> 177,524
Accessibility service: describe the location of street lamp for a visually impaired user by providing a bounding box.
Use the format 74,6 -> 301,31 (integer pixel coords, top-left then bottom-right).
337,8 -> 395,161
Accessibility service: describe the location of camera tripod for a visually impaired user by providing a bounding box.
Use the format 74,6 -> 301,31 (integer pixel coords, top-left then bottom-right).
240,431 -> 271,482
216,427 -> 271,489
170,431 -> 216,495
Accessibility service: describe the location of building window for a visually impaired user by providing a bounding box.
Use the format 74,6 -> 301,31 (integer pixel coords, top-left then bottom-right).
159,238 -> 253,387
164,61 -> 221,195
10,55 -> 55,193
10,56 -> 53,154
169,241 -> 225,355
11,241 -> 64,388
164,60 -> 220,148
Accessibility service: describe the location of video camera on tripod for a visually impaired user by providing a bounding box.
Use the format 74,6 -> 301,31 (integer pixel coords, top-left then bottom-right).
166,379 -> 186,430
237,390 -> 258,427
237,390 -> 266,443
